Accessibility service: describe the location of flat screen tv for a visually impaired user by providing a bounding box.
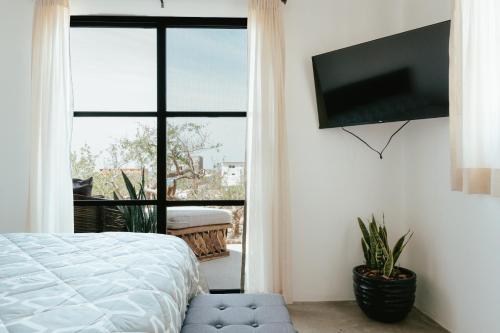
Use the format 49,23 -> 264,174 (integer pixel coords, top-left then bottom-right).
312,21 -> 450,129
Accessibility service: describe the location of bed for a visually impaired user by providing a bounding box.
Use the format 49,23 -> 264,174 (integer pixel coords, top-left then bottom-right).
0,232 -> 205,333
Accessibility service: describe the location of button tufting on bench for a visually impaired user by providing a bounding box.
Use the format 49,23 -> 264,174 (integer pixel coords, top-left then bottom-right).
182,294 -> 297,333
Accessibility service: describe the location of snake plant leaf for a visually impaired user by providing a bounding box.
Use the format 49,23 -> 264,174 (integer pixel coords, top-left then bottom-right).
392,233 -> 407,263
383,250 -> 394,278
370,242 -> 377,268
375,243 -> 384,268
372,226 -> 390,258
383,225 -> 389,249
361,238 -> 370,263
113,169 -> 157,233
393,231 -> 414,264
369,229 -> 378,267
141,168 -> 145,188
378,225 -> 389,249
369,221 -> 380,268
121,171 -> 138,200
357,218 -> 370,244
369,219 -> 378,238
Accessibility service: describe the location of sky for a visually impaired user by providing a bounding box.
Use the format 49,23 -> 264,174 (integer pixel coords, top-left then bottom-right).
71,27 -> 247,170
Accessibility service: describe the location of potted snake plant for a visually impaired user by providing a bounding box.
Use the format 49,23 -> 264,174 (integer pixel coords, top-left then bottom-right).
353,215 -> 416,323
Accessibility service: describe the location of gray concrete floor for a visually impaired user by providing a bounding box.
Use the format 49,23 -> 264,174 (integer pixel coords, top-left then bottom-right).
288,302 -> 449,333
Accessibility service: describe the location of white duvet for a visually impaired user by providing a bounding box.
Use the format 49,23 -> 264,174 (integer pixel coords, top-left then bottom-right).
0,233 -> 204,333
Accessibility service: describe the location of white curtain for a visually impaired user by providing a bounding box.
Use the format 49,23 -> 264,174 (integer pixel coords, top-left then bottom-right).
29,0 -> 74,232
245,0 -> 292,302
450,0 -> 500,195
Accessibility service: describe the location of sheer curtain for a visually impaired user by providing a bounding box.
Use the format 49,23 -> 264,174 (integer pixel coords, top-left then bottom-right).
450,0 -> 500,195
245,0 -> 292,302
29,0 -> 74,232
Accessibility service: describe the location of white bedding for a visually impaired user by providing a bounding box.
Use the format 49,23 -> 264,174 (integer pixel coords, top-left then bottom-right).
0,233 -> 205,333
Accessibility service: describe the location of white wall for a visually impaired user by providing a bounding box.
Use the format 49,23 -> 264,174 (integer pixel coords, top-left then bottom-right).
0,0 -> 33,232
284,0 -> 450,302
395,2 -> 500,332
403,119 -> 500,333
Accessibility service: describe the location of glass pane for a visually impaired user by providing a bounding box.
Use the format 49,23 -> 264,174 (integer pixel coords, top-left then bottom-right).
200,207 -> 245,290
222,206 -> 245,245
166,118 -> 246,200
166,28 -> 248,112
167,205 -> 243,290
71,118 -> 157,200
71,28 -> 157,111
74,204 -> 157,233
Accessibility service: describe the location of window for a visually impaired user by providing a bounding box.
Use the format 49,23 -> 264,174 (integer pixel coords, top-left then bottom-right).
71,17 -> 247,291
166,117 -> 246,201
72,28 -> 157,112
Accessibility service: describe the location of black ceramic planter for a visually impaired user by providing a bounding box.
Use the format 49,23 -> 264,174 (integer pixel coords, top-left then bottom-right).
353,265 -> 416,323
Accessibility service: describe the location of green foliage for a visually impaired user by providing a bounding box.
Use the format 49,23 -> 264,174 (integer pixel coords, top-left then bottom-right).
113,170 -> 157,233
166,122 -> 222,198
71,144 -> 97,179
72,121 -> 247,202
357,215 -> 413,279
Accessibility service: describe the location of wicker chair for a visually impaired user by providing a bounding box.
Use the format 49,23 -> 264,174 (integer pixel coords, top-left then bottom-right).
166,207 -> 232,261
74,194 -> 127,233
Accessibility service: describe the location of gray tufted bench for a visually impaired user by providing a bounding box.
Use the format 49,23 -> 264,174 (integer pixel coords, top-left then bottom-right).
181,294 -> 297,333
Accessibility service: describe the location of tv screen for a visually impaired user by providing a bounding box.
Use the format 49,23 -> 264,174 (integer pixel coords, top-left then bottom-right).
312,21 -> 450,129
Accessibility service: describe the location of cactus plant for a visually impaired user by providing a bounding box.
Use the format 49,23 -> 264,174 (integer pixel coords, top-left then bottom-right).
357,215 -> 413,279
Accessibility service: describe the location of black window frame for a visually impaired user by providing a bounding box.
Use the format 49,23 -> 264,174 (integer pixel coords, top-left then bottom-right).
71,16 -> 248,236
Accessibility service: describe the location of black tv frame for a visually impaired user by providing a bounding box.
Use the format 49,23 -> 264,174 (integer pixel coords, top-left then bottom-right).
313,21 -> 450,129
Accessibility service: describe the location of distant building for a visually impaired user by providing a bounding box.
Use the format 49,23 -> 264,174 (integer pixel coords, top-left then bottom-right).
221,162 -> 245,186
192,156 -> 203,173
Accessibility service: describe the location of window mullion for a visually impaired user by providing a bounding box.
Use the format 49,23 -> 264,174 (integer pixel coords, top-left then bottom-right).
157,26 -> 167,234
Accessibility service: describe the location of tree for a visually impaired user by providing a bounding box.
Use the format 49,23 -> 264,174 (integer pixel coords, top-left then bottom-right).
71,121 -> 224,200
167,122 -> 221,199
110,124 -> 157,174
103,124 -> 158,198
71,144 -> 96,179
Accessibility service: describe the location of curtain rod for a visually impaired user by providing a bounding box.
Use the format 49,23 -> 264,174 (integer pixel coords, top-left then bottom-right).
160,0 -> 287,8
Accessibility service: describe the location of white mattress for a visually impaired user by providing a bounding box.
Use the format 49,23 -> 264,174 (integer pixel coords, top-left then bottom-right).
0,233 -> 205,333
167,207 -> 232,229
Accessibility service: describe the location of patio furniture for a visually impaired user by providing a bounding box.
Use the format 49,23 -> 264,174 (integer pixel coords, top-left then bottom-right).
181,294 -> 297,333
73,194 -> 127,233
167,207 -> 232,261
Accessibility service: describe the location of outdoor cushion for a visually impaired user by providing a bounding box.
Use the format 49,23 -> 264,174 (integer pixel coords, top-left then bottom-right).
181,294 -> 297,333
167,206 -> 232,229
